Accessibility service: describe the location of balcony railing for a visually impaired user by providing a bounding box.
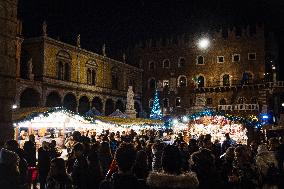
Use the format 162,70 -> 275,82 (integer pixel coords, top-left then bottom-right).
195,79 -> 284,91
218,104 -> 259,111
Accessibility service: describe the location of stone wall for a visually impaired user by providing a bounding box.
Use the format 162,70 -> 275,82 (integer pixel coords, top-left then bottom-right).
132,26 -> 267,115
0,0 -> 18,143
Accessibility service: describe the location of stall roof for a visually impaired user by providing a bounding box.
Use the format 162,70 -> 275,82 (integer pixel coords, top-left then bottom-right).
108,109 -> 129,118
94,116 -> 164,125
12,107 -> 50,122
13,107 -> 92,125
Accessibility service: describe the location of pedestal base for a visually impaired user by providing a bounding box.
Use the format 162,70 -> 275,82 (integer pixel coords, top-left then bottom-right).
125,110 -> 137,118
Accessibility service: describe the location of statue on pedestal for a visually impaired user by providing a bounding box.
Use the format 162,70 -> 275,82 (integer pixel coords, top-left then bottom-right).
125,86 -> 137,118
28,58 -> 34,80
77,34 -> 81,48
42,21 -> 47,37
102,44 -> 106,56
123,53 -> 126,63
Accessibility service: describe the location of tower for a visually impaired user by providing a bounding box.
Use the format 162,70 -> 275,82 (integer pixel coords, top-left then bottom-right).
0,0 -> 19,143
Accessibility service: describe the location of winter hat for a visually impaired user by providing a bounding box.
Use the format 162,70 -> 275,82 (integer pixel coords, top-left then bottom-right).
257,144 -> 268,154
0,148 -> 19,166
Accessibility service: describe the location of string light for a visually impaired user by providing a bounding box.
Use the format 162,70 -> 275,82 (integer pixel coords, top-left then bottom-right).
150,90 -> 163,120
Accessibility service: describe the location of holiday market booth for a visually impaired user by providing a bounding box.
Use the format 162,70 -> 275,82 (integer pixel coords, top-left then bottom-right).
92,114 -> 165,134
13,107 -> 93,148
171,110 -> 262,144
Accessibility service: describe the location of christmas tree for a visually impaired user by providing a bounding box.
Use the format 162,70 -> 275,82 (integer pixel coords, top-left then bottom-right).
150,90 -> 163,119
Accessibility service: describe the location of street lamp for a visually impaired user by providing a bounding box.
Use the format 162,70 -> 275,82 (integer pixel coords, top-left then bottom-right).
197,37 -> 210,50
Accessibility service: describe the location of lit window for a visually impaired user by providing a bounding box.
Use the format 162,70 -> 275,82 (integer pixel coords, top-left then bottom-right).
163,80 -> 169,87
248,53 -> 256,60
197,56 -> 204,65
217,56 -> 224,63
232,54 -> 240,62
238,97 -> 246,104
178,76 -> 187,87
176,97 -> 181,107
197,76 -> 205,88
223,74 -> 230,86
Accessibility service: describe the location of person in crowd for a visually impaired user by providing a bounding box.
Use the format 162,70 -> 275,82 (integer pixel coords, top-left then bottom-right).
23,134 -> 37,167
100,143 -> 145,189
255,144 -> 279,189
87,149 -> 104,189
221,133 -> 234,153
38,141 -> 51,189
71,143 -> 89,189
0,148 -> 22,189
151,141 -> 164,172
98,141 -> 113,176
190,148 -> 222,189
147,145 -> 199,189
249,140 -> 259,160
202,135 -> 213,151
173,133 -> 185,145
228,145 -> 260,189
5,139 -> 28,187
188,139 -> 199,155
219,147 -> 235,188
109,132 -> 119,155
133,150 -> 149,180
178,142 -> 190,172
49,140 -> 61,160
72,131 -> 82,143
278,137 -> 284,170
212,139 -> 222,159
45,158 -> 72,189
23,134 -> 37,188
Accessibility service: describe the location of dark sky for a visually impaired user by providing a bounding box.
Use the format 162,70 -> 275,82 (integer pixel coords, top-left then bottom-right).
19,0 -> 284,64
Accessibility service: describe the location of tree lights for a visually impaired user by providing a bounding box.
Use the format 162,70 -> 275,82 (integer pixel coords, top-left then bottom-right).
150,90 -> 163,120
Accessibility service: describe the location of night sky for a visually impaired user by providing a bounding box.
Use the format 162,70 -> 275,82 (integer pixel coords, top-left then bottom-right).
18,0 -> 284,75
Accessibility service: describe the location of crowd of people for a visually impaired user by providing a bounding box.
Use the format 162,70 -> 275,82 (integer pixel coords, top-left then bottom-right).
0,129 -> 283,189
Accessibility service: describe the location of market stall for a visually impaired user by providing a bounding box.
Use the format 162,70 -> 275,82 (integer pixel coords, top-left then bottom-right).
13,107 -> 93,148
170,110 -> 262,144
92,115 -> 164,134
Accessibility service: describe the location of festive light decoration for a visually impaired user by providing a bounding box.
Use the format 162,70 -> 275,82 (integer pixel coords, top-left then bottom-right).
13,107 -> 93,124
179,110 -> 263,128
168,110 -> 264,144
93,116 -> 163,126
13,107 -> 92,129
13,107 -> 164,137
188,121 -> 248,144
150,90 -> 163,119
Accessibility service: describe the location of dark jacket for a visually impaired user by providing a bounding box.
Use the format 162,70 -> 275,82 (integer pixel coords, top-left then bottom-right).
23,141 -> 36,167
146,172 -> 199,189
71,156 -> 89,189
0,163 -> 22,189
46,175 -> 72,189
